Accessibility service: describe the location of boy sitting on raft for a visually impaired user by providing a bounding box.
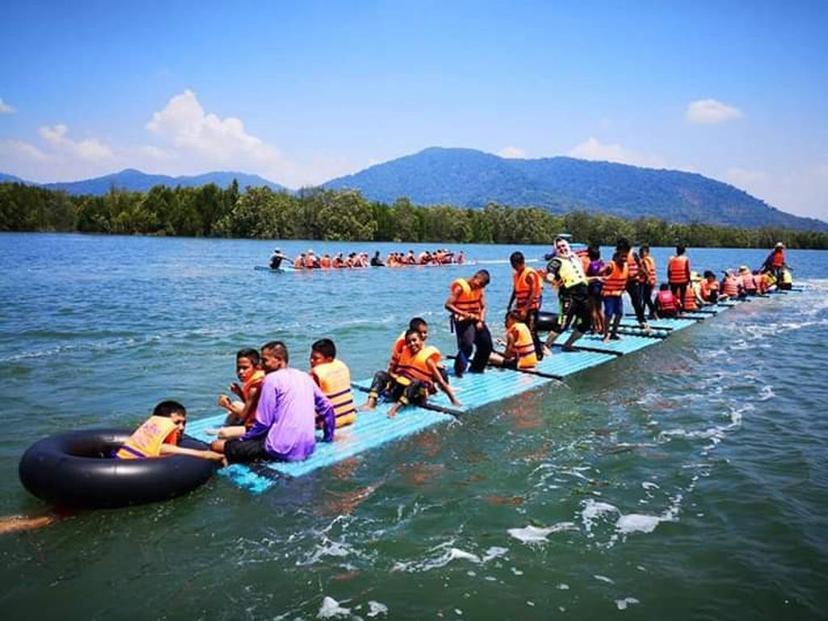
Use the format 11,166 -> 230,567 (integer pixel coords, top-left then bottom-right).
360,329 -> 460,418
309,338 -> 357,430
489,311 -> 538,370
209,348 -> 266,440
210,341 -> 335,463
117,400 -> 225,463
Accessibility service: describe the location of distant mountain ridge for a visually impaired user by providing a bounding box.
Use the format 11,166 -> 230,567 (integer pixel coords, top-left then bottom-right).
324,147 -> 827,231
2,147 -> 825,231
2,169 -> 286,195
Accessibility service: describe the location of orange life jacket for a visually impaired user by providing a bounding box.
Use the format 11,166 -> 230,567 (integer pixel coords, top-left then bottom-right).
657,290 -> 677,313
512,267 -> 542,311
626,250 -> 639,282
389,331 -> 407,369
700,279 -> 719,301
771,249 -> 785,268
741,272 -> 756,292
313,359 -> 356,428
641,255 -> 656,286
396,345 -> 441,389
667,255 -> 690,284
602,260 -> 628,297
721,276 -> 740,297
683,286 -> 699,311
508,322 -> 537,369
116,416 -> 179,459
320,256 -> 331,269
293,257 -> 303,269
580,254 -> 591,275
304,255 -> 316,269
451,278 -> 483,317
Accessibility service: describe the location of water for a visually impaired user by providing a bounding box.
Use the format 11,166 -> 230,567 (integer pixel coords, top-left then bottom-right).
1,233 -> 826,619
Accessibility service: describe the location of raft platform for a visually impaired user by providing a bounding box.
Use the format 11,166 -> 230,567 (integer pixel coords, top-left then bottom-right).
188,290 -> 799,494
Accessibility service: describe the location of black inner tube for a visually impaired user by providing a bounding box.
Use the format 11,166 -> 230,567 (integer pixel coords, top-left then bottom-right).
19,428 -> 217,509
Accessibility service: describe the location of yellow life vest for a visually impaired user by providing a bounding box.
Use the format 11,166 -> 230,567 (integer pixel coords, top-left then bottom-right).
116,415 -> 178,459
509,322 -> 537,369
313,359 -> 356,428
781,268 -> 793,285
556,255 -> 588,289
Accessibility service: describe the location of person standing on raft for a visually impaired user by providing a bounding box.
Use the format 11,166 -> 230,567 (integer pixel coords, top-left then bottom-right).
210,341 -> 335,463
667,244 -> 692,306
445,270 -> 493,377
542,237 -> 592,353
507,251 -> 544,360
762,242 -> 787,284
617,238 -> 650,332
269,248 -> 288,270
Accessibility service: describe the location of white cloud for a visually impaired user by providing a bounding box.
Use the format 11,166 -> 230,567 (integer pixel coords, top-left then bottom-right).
0,98 -> 14,114
498,146 -> 526,159
686,99 -> 743,124
38,124 -> 114,161
568,137 -> 665,168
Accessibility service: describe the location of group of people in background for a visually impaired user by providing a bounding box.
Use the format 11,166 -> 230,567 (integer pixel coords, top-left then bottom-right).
269,248 -> 465,270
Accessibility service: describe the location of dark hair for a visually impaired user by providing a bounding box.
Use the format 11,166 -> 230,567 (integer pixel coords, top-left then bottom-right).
676,244 -> 686,255
261,340 -> 289,363
505,309 -> 523,323
659,282 -> 669,291
404,328 -> 423,340
474,269 -> 490,286
703,270 -> 716,279
408,317 -> 428,331
587,244 -> 601,260
153,400 -> 186,418
311,338 -> 336,359
509,251 -> 525,268
640,244 -> 650,254
236,348 -> 260,365
616,237 -> 631,252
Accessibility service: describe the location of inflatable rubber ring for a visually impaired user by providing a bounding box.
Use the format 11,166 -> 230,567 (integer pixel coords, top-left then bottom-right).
19,429 -> 217,509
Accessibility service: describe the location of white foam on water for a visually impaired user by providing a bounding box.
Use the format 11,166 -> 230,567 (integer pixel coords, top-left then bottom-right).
298,539 -> 357,566
580,500 -> 620,536
641,481 -> 659,491
507,522 -> 578,545
616,514 -> 661,534
758,384 -> 775,401
318,596 -> 351,619
367,601 -> 388,617
392,540 -> 508,572
482,546 -> 509,561
594,574 -> 614,584
615,597 -> 640,610
557,583 -> 570,590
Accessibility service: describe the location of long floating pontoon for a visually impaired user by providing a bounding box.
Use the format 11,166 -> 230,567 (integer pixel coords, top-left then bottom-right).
186,288 -> 802,494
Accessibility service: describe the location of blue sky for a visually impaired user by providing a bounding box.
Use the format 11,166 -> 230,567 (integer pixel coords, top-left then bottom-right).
1,0 -> 826,219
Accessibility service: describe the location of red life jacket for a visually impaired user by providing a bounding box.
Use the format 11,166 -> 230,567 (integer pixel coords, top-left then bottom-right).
668,255 -> 690,284
721,276 -> 740,297
657,290 -> 677,313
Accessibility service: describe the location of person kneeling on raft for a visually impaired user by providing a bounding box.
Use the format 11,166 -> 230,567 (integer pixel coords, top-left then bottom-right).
490,311 -> 538,370
118,400 -> 226,463
360,329 -> 460,418
445,270 -> 493,377
210,341 -> 335,463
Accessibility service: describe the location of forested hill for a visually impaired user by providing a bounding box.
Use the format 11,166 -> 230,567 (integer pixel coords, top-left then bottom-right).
11,169 -> 286,195
324,147 -> 827,232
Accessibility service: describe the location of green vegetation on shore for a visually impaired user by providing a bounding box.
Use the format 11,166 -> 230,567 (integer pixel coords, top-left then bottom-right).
1,181 -> 826,249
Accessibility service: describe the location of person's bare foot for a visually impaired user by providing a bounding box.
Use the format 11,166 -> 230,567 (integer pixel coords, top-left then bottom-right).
358,399 -> 377,412
387,403 -> 400,418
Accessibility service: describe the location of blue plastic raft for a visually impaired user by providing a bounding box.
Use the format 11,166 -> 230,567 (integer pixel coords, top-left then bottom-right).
185,293 -> 785,493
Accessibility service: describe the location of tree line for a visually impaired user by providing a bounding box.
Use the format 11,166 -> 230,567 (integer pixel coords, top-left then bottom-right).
1,181 -> 826,249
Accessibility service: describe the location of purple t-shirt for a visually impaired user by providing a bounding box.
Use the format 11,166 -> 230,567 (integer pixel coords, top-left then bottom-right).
241,367 -> 335,461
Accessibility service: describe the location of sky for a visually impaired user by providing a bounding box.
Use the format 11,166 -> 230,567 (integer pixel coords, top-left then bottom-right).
1,0 -> 826,219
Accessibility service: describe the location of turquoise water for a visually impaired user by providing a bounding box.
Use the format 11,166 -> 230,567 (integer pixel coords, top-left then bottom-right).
1,233 -> 826,619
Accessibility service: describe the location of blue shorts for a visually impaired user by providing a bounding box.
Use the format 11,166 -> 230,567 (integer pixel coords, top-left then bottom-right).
603,295 -> 623,318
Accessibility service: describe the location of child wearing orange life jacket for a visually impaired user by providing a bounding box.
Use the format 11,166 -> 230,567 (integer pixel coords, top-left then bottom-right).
360,329 -> 460,418
720,270 -> 742,299
655,283 -> 679,318
489,311 -> 538,370
600,251 -> 627,342
208,349 -> 266,440
309,338 -> 356,430
699,271 -> 720,304
117,400 -> 225,463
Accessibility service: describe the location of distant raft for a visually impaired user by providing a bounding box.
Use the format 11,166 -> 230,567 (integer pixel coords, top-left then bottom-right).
19,429 -> 217,508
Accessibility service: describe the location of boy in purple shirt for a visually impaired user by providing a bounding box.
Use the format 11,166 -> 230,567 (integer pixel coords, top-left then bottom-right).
210,341 -> 335,463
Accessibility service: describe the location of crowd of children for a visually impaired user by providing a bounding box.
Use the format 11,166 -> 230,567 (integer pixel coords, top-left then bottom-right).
270,248 -> 466,270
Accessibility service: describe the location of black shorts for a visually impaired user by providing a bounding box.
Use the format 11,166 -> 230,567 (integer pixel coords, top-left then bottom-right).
224,436 -> 268,463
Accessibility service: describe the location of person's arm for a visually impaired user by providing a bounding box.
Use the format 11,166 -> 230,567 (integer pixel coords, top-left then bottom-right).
507,286 -> 516,311
313,383 -> 336,442
504,328 -> 518,360
236,383 -> 261,426
445,286 -> 477,321
478,290 -> 487,325
427,359 -> 461,406
240,381 -> 273,440
544,259 -> 562,286
159,443 -> 226,463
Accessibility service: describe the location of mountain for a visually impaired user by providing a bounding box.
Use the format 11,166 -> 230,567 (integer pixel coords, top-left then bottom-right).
324,147 -> 827,231
0,172 -> 28,184
40,169 -> 286,195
